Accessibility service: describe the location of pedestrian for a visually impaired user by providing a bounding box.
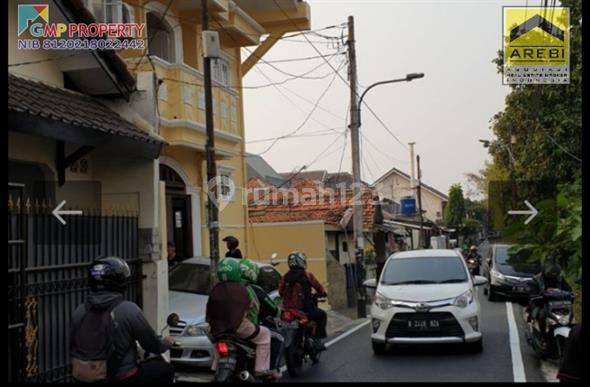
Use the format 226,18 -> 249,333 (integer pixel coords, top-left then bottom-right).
167,242 -> 181,269
223,235 -> 243,258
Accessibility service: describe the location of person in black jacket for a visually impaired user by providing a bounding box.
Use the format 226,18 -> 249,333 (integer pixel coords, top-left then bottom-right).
70,257 -> 175,383
223,235 -> 243,258
557,323 -> 582,382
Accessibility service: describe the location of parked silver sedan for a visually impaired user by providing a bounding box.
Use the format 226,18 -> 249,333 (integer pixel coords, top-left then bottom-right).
167,257 -> 281,368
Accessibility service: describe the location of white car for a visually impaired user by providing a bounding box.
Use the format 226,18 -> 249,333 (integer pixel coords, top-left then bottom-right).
167,257 -> 282,368
366,249 -> 487,355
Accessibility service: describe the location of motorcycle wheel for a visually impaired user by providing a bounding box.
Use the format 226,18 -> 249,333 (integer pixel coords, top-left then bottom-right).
285,348 -> 303,378
214,368 -> 234,383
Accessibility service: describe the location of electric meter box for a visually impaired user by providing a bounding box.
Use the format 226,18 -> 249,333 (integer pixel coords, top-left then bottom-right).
202,30 -> 221,59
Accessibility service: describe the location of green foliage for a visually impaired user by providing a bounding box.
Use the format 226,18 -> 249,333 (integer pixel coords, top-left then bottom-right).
444,184 -> 465,228
504,179 -> 581,282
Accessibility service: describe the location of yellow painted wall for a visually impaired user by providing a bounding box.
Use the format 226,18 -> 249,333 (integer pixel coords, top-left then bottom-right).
246,222 -> 328,287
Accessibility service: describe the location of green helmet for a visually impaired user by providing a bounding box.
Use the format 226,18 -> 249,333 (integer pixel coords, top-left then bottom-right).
239,258 -> 259,284
216,257 -> 242,282
287,251 -> 307,270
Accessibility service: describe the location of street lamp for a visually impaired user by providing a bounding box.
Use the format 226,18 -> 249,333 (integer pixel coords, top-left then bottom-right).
479,138 -> 517,168
358,73 -> 425,125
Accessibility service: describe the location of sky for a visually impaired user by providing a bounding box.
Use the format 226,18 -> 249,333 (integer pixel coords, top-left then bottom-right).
242,0 -> 531,196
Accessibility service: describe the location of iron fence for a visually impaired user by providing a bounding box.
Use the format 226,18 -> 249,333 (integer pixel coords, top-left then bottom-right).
7,190 -> 143,383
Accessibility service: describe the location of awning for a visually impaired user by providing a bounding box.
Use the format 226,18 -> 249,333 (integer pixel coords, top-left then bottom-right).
8,73 -> 165,159
379,219 -> 433,232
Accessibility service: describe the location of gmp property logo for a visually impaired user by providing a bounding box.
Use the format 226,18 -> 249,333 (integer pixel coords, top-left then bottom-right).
503,6 -> 570,84
18,4 -> 49,37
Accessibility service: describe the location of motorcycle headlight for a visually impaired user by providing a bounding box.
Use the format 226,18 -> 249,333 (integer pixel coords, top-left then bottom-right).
452,289 -> 474,308
184,323 -> 209,337
375,292 -> 395,310
551,313 -> 571,326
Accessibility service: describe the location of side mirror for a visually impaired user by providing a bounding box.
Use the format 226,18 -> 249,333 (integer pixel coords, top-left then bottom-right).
363,278 -> 377,289
166,313 -> 180,328
270,253 -> 279,266
473,276 -> 488,287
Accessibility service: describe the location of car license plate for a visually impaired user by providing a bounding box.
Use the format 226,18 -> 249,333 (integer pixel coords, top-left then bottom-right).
513,286 -> 527,293
407,319 -> 440,331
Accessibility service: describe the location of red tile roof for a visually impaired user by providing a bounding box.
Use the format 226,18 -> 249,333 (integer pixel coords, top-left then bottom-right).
248,178 -> 377,230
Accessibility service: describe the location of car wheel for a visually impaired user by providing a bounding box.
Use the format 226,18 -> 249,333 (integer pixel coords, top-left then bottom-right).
372,340 -> 387,356
468,339 -> 483,353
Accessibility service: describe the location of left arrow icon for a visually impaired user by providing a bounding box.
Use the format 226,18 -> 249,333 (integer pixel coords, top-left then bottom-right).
52,200 -> 83,225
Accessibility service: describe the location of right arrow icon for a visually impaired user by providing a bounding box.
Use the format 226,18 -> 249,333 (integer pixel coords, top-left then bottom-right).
508,200 -> 539,225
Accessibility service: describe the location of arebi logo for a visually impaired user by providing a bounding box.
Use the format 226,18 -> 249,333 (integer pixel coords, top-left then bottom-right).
18,4 -> 49,37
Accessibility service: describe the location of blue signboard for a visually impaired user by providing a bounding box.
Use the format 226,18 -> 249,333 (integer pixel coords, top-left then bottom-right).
400,196 -> 416,216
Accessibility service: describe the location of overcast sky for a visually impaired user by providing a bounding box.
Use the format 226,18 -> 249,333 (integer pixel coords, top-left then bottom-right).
242,0 -> 530,195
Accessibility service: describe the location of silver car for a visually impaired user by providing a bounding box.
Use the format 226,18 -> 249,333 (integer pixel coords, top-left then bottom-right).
167,257 -> 282,368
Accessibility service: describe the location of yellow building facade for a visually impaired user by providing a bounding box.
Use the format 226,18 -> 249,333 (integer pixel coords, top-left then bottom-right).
121,0 -> 311,258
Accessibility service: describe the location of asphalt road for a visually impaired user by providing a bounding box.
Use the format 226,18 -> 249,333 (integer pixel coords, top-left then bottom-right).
282,286 -> 549,383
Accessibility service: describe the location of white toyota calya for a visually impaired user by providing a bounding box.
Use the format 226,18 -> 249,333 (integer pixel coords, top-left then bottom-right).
366,249 -> 488,355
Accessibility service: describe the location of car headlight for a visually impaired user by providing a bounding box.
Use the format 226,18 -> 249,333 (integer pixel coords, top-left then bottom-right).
491,269 -> 506,282
375,292 -> 395,310
184,323 -> 209,337
452,289 -> 474,308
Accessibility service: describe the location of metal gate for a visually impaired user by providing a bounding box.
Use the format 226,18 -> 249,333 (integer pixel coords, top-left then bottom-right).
7,183 -> 143,382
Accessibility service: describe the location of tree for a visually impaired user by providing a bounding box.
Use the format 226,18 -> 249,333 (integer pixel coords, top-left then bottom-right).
444,184 -> 465,229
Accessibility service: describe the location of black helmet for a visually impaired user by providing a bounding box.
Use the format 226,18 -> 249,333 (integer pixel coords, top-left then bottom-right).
88,257 -> 131,292
223,235 -> 239,250
544,262 -> 562,281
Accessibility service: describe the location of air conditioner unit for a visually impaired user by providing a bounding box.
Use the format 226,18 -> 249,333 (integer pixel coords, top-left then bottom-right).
202,30 -> 220,59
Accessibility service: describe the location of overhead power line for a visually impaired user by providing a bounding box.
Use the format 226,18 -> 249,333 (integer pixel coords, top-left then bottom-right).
270,0 -> 409,152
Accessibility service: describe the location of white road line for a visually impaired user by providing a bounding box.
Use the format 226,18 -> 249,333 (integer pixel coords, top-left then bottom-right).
506,302 -> 527,382
324,319 -> 371,348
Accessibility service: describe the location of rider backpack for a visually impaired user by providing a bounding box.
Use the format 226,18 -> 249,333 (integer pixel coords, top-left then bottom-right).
70,299 -> 122,382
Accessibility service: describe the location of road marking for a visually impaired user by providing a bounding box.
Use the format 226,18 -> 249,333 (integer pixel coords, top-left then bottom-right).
324,319 -> 371,348
506,302 -> 527,382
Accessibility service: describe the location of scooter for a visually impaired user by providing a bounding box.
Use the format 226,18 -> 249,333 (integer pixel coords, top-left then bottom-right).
281,294 -> 326,378
466,257 -> 480,276
212,316 -> 286,383
524,288 -> 574,360
140,313 -> 183,381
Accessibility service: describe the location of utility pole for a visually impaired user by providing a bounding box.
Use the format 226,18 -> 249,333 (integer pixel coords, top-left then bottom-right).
408,142 -> 416,190
201,0 -> 220,271
416,155 -> 425,248
347,15 -> 366,319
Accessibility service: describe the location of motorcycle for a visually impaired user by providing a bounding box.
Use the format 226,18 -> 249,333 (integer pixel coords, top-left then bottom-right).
466,256 -> 480,276
212,316 -> 286,383
140,313 -> 183,382
281,294 -> 326,378
525,288 -> 575,359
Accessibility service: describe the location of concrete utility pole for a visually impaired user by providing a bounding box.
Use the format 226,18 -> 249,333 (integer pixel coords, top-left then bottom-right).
201,0 -> 220,271
409,142 -> 416,190
347,15 -> 366,319
416,155 -> 425,248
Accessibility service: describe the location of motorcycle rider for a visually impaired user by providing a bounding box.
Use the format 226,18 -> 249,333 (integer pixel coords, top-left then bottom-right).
239,258 -> 281,323
527,256 -> 572,337
466,245 -> 481,275
206,257 -> 278,379
70,257 -> 175,383
279,252 -> 328,342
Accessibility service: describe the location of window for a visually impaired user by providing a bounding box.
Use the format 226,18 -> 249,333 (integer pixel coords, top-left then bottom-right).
220,100 -> 228,119
230,97 -> 238,123
381,256 -> 468,285
169,263 -> 211,295
212,58 -> 230,86
85,1 -> 134,25
183,85 -> 194,106
158,82 -> 168,101
219,170 -> 234,201
146,11 -> 176,63
197,89 -> 205,110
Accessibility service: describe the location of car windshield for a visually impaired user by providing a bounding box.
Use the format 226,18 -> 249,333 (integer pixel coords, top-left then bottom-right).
494,246 -> 540,274
169,262 -> 211,295
381,256 -> 468,285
